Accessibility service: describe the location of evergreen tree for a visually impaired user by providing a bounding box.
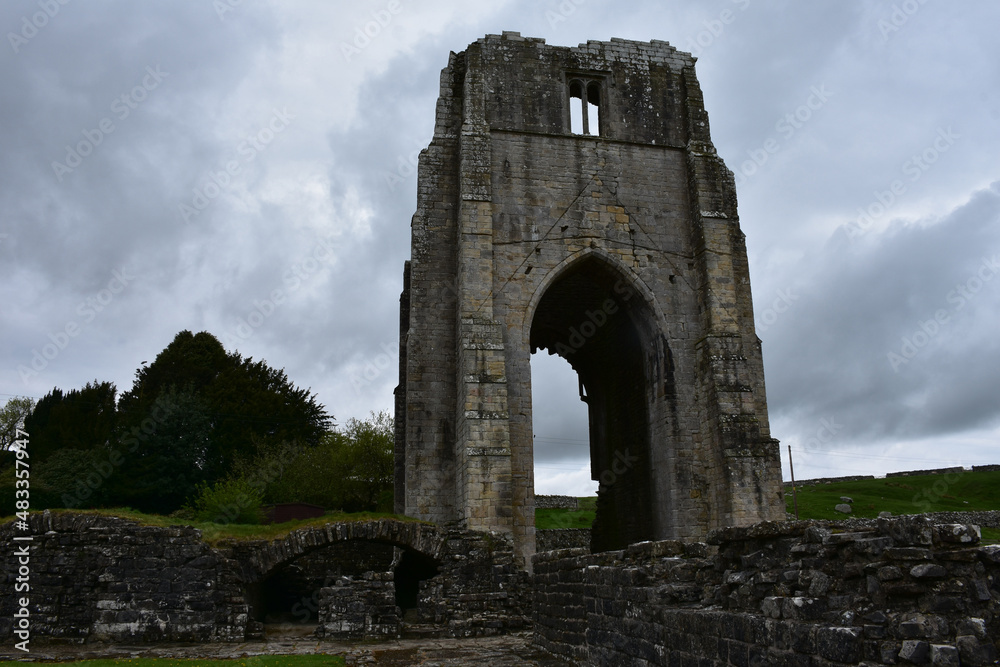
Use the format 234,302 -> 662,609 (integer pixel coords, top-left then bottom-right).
113,330 -> 330,510
22,381 -> 117,463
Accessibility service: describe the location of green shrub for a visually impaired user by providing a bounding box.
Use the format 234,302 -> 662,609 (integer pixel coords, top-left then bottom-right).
184,477 -> 263,524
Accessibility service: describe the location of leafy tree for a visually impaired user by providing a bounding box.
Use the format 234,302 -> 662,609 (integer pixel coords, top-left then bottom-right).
33,448 -> 113,509
1,391 -> 113,512
117,330 -> 330,486
252,411 -> 394,512
341,411 -> 394,511
0,396 -> 35,453
21,382 -> 117,463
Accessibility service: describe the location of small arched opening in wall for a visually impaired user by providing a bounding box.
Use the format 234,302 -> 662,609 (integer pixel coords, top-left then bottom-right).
528,254 -> 662,552
246,540 -> 396,627
567,76 -> 603,136
392,547 -> 440,621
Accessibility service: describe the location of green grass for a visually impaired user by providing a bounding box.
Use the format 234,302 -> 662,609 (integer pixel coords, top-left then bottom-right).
0,507 -> 429,546
536,496 -> 596,529
536,471 -> 1000,542
0,657 -> 344,666
784,469 -> 1000,521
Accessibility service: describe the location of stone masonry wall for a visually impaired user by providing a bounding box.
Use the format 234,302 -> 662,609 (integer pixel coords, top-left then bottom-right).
534,516 -> 1000,666
535,495 -> 579,510
415,526 -> 532,637
0,513 -> 532,644
0,512 -> 247,644
399,32 -> 784,570
316,572 -> 400,639
536,528 -> 591,553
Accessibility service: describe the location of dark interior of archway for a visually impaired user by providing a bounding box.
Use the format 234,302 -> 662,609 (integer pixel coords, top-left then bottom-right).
531,258 -> 654,552
393,549 -> 440,612
248,541 -> 395,624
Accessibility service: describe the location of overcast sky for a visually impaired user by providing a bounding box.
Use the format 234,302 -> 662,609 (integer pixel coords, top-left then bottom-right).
3,1 -> 999,495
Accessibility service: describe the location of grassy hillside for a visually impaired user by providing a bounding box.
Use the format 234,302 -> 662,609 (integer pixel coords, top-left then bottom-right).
785,469 -> 1000,520
536,470 -> 1000,543
535,496 -> 596,529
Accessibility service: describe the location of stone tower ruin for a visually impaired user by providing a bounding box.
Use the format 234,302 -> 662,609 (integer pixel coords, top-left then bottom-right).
395,33 -> 785,569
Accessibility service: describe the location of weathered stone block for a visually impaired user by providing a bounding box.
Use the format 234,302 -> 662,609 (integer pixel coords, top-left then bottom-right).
899,639 -> 931,663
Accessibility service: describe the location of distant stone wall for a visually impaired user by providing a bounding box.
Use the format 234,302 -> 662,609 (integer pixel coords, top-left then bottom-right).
921,510 -> 1000,529
791,474 -> 876,487
536,528 -> 591,553
792,464 -> 1000,487
534,495 -> 579,510
886,466 -> 966,478
534,516 -> 1000,666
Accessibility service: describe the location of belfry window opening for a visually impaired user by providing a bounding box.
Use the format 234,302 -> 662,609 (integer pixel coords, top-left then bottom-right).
569,78 -> 601,136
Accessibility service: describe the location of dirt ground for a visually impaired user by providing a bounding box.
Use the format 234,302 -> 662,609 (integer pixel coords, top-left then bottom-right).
0,632 -> 574,666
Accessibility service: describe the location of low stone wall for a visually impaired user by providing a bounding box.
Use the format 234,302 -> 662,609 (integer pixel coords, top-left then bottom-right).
0,512 -> 531,644
535,495 -> 579,510
0,512 -> 247,644
316,572 -> 400,639
886,467 -> 966,478
792,464 -> 1000,486
534,516 -> 1000,666
791,474 -> 877,487
536,528 -> 591,553
414,527 -> 531,637
921,510 -> 1000,529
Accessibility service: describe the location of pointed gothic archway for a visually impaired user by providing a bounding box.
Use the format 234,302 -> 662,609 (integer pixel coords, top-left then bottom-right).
528,254 -> 666,551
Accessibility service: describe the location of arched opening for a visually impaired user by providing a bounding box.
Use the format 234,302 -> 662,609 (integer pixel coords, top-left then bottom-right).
530,256 -> 657,552
393,548 -> 440,622
247,541 -> 395,628
530,351 -> 594,496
